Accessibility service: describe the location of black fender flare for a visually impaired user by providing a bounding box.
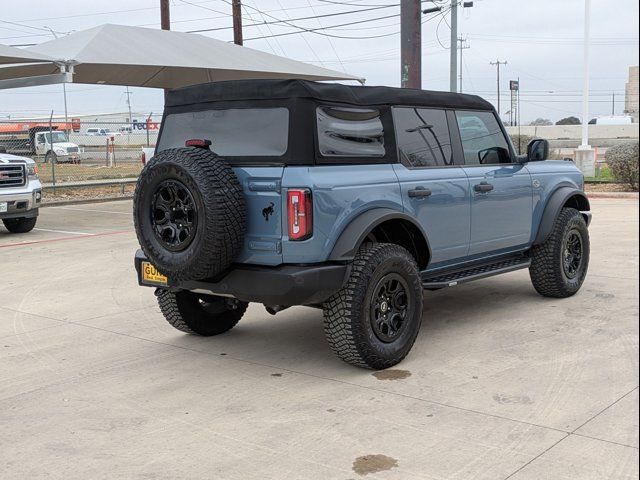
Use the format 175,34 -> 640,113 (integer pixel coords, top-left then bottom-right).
328,208 -> 431,267
533,187 -> 591,245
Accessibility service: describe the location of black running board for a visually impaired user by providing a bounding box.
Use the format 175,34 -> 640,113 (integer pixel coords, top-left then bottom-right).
421,255 -> 531,289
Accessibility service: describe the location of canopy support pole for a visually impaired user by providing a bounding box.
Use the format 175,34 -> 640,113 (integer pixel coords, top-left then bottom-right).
0,63 -> 72,90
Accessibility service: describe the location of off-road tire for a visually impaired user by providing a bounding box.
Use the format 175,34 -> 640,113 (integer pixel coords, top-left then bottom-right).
323,243 -> 424,369
2,216 -> 37,233
156,289 -> 248,336
134,148 -> 246,281
529,207 -> 590,298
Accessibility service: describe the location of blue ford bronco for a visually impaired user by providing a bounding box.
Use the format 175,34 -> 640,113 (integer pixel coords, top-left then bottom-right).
133,79 -> 591,369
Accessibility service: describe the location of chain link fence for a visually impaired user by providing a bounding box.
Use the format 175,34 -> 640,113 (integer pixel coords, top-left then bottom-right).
0,119 -> 160,189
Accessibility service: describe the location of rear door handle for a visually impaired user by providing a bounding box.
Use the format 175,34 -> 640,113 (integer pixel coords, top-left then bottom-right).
474,182 -> 494,193
408,186 -> 432,198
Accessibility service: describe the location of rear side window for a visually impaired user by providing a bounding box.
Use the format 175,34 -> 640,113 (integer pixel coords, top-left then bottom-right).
393,107 -> 452,167
158,108 -> 289,157
316,106 -> 385,157
455,110 -> 511,165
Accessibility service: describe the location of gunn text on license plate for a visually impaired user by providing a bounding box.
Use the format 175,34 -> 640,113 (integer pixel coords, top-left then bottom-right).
141,261 -> 168,286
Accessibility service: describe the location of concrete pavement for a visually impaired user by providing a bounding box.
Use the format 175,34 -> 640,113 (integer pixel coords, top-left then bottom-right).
0,198 -> 638,479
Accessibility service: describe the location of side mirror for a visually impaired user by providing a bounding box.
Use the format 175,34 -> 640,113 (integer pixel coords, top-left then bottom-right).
527,138 -> 549,162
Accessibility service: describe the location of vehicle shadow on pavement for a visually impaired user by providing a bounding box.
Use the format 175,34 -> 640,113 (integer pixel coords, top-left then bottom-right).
164,273 -> 543,370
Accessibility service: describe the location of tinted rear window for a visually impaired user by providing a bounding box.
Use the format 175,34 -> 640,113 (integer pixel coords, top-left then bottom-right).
157,108 -> 289,157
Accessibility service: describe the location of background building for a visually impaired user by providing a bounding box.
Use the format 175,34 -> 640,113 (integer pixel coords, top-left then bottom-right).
625,66 -> 639,122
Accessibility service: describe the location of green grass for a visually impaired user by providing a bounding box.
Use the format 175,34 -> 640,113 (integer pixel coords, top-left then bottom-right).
585,164 -> 616,183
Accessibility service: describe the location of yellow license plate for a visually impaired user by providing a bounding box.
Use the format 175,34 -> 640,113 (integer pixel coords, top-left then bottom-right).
141,262 -> 168,286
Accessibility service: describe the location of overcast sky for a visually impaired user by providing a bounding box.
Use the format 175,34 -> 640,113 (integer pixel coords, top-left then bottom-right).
0,0 -> 638,123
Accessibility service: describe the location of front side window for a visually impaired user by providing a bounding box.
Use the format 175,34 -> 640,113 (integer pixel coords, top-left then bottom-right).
316,106 -> 385,157
393,107 -> 452,167
158,108 -> 289,157
40,132 -> 69,144
456,110 -> 511,165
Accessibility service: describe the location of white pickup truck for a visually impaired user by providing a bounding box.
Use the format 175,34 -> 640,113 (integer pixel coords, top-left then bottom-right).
0,149 -> 42,233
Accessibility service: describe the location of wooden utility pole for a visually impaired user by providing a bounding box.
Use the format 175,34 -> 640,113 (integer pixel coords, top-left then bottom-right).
232,0 -> 243,45
490,59 -> 507,116
160,0 -> 170,30
400,0 -> 421,89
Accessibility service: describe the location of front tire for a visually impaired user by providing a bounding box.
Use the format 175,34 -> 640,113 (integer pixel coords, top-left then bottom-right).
529,207 -> 590,298
2,217 -> 37,233
157,289 -> 248,336
45,151 -> 58,164
323,243 -> 424,369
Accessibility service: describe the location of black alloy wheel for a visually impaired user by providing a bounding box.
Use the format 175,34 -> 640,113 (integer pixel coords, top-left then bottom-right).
370,273 -> 412,343
151,179 -> 198,252
562,229 -> 583,280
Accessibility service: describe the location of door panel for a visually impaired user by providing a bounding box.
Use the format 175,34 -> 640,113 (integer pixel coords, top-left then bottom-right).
454,110 -> 533,256
394,164 -> 471,266
463,165 -> 532,255
392,107 -> 470,267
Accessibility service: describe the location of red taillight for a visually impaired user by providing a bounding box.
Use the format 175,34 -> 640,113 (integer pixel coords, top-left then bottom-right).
141,151 -> 146,165
185,138 -> 212,148
287,188 -> 312,241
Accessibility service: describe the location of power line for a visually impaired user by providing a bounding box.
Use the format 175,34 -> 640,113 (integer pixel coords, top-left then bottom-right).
242,12 -> 401,40
303,0 -> 348,72
0,19 -> 67,36
186,3 -> 398,33
242,7 -> 446,41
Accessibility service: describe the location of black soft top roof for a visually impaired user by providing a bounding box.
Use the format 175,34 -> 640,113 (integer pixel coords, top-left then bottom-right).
166,79 -> 494,111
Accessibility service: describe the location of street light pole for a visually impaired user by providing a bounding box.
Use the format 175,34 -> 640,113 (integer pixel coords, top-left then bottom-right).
449,0 -> 458,92
160,0 -> 170,102
575,0 -> 595,176
45,27 -> 69,133
580,0 -> 591,148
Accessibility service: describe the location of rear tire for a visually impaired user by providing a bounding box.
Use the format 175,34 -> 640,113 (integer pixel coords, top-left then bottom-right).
2,217 -> 37,233
323,243 -> 424,369
157,289 -> 248,336
529,207 -> 590,298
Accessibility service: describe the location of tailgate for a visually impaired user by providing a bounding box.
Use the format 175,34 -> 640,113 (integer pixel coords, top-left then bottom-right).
232,166 -> 284,266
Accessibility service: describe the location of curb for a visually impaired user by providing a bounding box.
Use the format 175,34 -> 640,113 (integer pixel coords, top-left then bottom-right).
41,195 -> 134,207
586,192 -> 639,199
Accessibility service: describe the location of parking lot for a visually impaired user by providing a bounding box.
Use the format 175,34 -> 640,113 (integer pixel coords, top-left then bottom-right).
0,197 -> 638,479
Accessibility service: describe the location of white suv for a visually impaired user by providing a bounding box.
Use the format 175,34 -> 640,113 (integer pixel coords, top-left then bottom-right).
0,149 -> 42,233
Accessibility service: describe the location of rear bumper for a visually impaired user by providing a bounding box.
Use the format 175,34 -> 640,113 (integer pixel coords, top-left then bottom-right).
134,250 -> 348,306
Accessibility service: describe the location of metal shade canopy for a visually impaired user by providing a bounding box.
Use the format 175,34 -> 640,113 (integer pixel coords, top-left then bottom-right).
0,24 -> 363,88
0,43 -> 54,65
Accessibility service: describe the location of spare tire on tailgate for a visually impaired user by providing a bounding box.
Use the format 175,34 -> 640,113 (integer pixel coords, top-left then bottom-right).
134,147 -> 246,281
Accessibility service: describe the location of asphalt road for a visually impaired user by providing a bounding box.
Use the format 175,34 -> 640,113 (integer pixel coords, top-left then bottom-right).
0,198 -> 638,479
